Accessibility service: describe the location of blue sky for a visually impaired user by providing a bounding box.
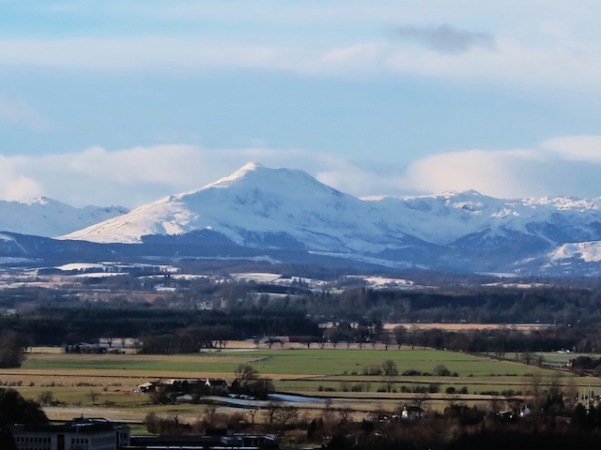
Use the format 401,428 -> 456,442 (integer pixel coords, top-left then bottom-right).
2,1 -> 601,206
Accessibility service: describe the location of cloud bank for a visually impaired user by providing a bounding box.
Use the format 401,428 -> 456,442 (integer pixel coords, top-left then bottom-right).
1,14 -> 601,93
1,137 -> 601,207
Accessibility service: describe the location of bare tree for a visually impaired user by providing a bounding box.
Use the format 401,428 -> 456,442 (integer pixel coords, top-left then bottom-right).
275,405 -> 298,428
203,405 -> 218,428
234,364 -> 259,388
247,406 -> 259,424
564,376 -> 579,412
394,326 -> 406,350
505,394 -> 522,417
88,390 -> 99,406
337,406 -> 352,424
132,338 -> 142,353
412,392 -> 430,411
37,391 -> 54,406
489,395 -> 503,416
445,392 -> 462,409
522,351 -> 534,365
381,331 -> 392,350
264,401 -> 282,425
536,354 -> 545,367
410,325 -> 419,350
381,359 -> 398,393
524,371 -> 544,414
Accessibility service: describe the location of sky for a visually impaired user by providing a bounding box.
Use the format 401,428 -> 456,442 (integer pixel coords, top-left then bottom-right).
2,1 -> 601,207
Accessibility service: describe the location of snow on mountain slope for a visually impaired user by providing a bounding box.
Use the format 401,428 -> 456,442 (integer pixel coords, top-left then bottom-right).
549,241 -> 601,263
364,190 -> 506,245
0,197 -> 129,237
367,191 -> 601,246
61,162 -> 601,272
61,162 -> 415,253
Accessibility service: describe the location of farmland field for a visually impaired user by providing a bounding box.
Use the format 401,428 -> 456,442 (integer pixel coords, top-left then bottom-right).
4,346 -> 600,424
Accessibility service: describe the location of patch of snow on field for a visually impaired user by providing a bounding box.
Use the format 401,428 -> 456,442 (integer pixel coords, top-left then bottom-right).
56,263 -> 106,271
484,282 -> 548,289
71,272 -> 128,278
53,261 -> 180,273
231,272 -> 282,283
139,274 -> 212,281
363,276 -> 414,288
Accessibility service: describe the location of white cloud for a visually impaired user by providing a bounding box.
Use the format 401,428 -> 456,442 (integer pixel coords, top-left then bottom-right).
1,138 -> 601,207
400,140 -> 601,199
542,136 -> 601,162
0,145 -> 406,207
5,177 -> 42,202
0,155 -> 43,202
1,32 -> 600,94
0,96 -> 51,130
3,1 -> 601,94
0,38 -> 279,71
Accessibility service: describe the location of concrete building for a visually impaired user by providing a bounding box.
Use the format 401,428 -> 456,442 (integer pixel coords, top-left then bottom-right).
11,417 -> 130,450
126,434 -> 280,450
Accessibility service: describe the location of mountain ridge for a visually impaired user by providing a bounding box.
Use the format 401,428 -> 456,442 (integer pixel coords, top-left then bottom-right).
0,197 -> 129,237
4,163 -> 601,275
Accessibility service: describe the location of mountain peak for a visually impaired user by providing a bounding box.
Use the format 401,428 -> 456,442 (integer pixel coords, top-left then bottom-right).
208,162 -> 266,188
241,161 -> 264,171
27,196 -> 53,206
440,189 -> 484,199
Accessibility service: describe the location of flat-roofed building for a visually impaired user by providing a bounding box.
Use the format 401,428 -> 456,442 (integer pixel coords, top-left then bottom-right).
11,417 -> 130,450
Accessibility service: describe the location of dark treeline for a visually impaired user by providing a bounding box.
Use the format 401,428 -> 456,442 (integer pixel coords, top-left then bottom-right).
0,307 -> 319,348
4,277 -> 601,325
3,281 -> 601,354
167,278 -> 601,325
282,286 -> 601,325
393,325 -> 600,355
2,308 -> 601,358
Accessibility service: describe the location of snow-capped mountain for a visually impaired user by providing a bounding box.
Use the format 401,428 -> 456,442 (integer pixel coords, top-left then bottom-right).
62,162 -> 422,254
0,197 -> 129,237
366,191 -> 601,246
11,162 -> 601,275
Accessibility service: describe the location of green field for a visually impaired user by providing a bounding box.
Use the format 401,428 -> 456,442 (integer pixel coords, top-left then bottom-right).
20,348 -> 556,377
4,347 -> 599,423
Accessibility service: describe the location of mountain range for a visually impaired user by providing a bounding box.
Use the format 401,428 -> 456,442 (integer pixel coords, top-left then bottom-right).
0,197 -> 128,237
2,162 -> 601,276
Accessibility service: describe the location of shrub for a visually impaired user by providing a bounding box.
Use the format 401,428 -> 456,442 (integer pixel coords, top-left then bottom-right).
433,364 -> 451,377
